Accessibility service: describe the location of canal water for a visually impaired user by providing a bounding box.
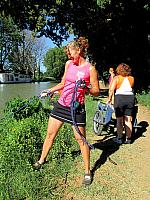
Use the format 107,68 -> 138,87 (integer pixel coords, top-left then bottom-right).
0,82 -> 57,114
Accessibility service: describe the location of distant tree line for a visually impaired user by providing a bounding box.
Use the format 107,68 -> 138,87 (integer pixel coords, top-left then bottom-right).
0,16 -> 47,80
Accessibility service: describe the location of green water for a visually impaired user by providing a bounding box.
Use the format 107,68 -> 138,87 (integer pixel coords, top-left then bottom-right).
0,82 -> 57,114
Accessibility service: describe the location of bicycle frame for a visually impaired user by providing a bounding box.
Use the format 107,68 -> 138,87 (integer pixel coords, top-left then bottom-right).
93,102 -> 114,135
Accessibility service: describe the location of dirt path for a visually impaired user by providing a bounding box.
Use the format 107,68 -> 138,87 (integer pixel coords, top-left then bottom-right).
64,104 -> 150,200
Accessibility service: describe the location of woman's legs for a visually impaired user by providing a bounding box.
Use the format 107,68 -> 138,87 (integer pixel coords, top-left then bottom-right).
113,116 -> 124,144
124,115 -> 133,139
116,117 -> 124,138
72,126 -> 90,175
38,117 -> 63,163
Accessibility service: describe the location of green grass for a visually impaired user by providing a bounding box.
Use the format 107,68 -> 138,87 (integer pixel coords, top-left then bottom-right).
1,92 -> 150,200
136,91 -> 150,108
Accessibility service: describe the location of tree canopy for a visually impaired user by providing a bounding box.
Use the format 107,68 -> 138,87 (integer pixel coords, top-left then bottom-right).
0,16 -> 47,78
1,0 -> 150,89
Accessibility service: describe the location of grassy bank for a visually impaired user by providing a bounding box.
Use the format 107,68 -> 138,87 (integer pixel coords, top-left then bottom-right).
0,96 -> 79,200
136,91 -> 150,109
62,93 -> 150,200
0,92 -> 150,200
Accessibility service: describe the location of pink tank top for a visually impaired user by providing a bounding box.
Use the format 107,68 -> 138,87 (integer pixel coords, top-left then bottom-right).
58,61 -> 91,107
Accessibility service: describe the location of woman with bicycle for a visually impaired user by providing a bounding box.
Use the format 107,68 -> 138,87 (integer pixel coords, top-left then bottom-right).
107,63 -> 135,144
33,37 -> 100,186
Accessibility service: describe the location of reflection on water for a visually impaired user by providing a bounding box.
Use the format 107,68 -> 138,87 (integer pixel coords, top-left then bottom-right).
0,82 -> 57,113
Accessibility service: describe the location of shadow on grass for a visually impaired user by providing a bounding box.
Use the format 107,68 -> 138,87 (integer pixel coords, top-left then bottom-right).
91,137 -> 120,180
132,120 -> 149,143
91,120 -> 149,180
71,150 -> 81,159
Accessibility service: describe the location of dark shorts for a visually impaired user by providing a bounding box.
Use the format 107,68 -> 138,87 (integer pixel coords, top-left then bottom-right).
50,101 -> 86,127
114,95 -> 135,117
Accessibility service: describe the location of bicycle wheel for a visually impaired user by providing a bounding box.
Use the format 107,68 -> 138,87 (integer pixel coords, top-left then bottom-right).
93,110 -> 104,135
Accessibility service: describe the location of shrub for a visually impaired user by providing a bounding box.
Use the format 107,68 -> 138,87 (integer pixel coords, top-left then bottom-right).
4,96 -> 43,120
0,97 -> 78,200
136,91 -> 150,108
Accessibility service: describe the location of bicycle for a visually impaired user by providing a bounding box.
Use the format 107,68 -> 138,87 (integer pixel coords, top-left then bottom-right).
93,102 -> 114,135
93,101 -> 139,136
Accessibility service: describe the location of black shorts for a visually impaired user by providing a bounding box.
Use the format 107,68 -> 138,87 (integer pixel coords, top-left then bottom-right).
50,101 -> 86,127
114,95 -> 135,117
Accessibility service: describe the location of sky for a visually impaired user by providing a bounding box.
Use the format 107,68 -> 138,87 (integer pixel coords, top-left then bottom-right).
44,34 -> 74,49
41,34 -> 74,72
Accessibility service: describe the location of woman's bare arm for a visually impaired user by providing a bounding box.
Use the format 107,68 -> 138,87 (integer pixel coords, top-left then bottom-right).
89,66 -> 100,97
107,76 -> 117,103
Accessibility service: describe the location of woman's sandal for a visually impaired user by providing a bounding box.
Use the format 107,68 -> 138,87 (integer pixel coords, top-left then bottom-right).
33,161 -> 46,169
82,173 -> 92,186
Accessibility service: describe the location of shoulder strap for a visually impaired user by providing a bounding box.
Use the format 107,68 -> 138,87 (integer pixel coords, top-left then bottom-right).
116,75 -> 134,89
116,75 -> 124,89
128,76 -> 134,87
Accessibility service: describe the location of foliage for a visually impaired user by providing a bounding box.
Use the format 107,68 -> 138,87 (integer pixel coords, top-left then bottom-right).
20,30 -> 47,79
44,47 -> 67,80
97,0 -> 111,8
136,91 -> 150,109
0,15 -> 22,71
2,1 -> 149,44
0,93 -> 150,199
8,30 -> 43,76
85,95 -> 99,135
1,0 -> 150,88
1,0 -> 71,45
0,15 -> 47,77
4,96 -> 43,120
0,96 -> 78,199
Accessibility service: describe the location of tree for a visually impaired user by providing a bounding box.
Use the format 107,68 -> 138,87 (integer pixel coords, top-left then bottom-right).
7,30 -> 47,78
1,0 -> 72,45
1,0 -> 150,89
43,47 -> 67,80
0,15 -> 22,71
22,30 -> 47,80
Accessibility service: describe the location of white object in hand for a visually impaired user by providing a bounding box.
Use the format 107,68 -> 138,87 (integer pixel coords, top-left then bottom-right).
40,89 -> 51,97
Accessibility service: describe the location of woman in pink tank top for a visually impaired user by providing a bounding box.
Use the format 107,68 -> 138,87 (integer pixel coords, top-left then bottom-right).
33,37 -> 100,186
